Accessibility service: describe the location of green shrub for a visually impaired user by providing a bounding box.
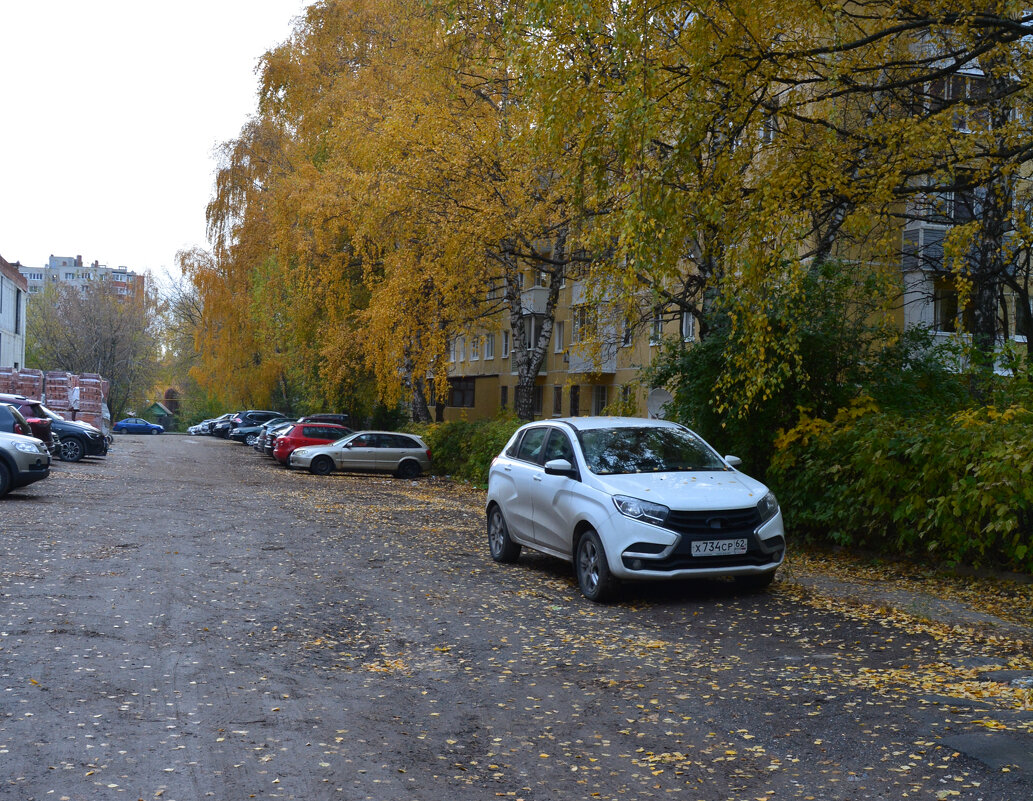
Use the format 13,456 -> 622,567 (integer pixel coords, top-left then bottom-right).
769,396 -> 1033,573
408,413 -> 523,485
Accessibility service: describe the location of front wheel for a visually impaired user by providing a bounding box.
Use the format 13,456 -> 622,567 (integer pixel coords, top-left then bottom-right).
150,428 -> 158,435
244,433 -> 258,447
309,455 -> 334,476
487,506 -> 521,563
576,529 -> 617,602
59,437 -> 85,462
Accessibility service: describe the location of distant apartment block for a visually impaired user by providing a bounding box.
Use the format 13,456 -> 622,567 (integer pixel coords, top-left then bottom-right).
0,254 -> 28,369
19,254 -> 145,299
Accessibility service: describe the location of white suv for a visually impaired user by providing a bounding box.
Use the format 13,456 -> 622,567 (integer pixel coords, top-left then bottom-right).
485,417 -> 785,601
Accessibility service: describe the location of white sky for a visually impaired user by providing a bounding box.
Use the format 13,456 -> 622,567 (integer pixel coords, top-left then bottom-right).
0,1 -> 309,279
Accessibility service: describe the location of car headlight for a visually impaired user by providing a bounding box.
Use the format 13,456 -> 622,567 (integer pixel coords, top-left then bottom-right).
15,442 -> 43,454
757,491 -> 779,523
613,495 -> 670,526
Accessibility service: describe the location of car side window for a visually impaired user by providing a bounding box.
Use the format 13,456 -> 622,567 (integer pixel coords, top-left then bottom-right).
543,430 -> 575,463
352,434 -> 372,447
393,435 -> 419,449
515,427 -> 549,464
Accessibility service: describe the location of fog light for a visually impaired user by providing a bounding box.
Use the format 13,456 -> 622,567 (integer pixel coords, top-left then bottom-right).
631,559 -> 643,570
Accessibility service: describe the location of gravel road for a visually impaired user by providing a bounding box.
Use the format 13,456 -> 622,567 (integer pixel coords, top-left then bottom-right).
1,434 -> 1030,801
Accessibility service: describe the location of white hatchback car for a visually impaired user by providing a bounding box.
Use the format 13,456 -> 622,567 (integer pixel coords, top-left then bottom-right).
486,417 -> 785,601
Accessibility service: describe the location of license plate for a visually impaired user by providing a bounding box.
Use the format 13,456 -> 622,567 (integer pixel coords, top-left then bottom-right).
692,538 -> 748,557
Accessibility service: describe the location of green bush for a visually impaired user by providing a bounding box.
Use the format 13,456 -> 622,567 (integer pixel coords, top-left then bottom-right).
407,413 -> 523,485
768,396 -> 1033,573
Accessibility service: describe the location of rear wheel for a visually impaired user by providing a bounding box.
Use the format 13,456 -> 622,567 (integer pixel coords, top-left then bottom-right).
576,529 -> 617,602
0,461 -> 10,498
59,436 -> 85,462
309,456 -> 334,476
487,505 -> 521,563
396,459 -> 421,479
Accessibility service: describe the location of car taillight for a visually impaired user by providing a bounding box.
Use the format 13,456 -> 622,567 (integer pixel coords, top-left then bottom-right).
426,448 -> 432,461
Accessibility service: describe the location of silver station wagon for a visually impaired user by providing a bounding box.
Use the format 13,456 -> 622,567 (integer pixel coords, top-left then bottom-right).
288,430 -> 432,479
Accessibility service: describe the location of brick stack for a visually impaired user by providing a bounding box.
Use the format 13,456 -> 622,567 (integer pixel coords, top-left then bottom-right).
44,371 -> 75,412
15,369 -> 43,399
0,368 -> 14,394
77,374 -> 106,428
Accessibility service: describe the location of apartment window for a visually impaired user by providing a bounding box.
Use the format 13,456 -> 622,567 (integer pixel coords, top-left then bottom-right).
622,317 -> 633,347
681,311 -> 695,342
500,385 -> 508,409
502,331 -> 510,358
448,341 -> 456,363
621,384 -> 633,405
569,385 -> 580,417
1016,297 -> 1032,339
650,309 -> 664,345
553,321 -> 565,353
592,385 -> 608,416
553,385 -> 563,416
533,386 -> 544,417
457,337 -> 465,362
571,306 -> 594,343
470,336 -> 480,361
14,289 -> 22,334
533,270 -> 548,288
484,333 -> 495,360
64,272 -> 75,280
448,377 -> 476,407
933,278 -> 974,333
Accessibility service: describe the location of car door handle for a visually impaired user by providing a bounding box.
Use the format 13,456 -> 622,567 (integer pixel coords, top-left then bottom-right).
533,475 -> 543,482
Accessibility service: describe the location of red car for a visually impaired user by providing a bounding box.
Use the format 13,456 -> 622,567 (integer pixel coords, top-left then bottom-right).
271,423 -> 351,465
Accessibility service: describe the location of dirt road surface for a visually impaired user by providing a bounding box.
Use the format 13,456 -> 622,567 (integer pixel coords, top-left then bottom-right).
1,434 -> 1031,800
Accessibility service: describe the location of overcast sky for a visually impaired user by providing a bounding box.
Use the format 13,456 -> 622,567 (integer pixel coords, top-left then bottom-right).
0,1 -> 309,278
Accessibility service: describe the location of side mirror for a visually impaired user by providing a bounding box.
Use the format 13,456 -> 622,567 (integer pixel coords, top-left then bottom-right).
544,458 -> 576,478
724,455 -> 742,468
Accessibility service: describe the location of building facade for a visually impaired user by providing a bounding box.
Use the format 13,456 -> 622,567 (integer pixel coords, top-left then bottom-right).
19,254 -> 145,299
0,254 -> 28,370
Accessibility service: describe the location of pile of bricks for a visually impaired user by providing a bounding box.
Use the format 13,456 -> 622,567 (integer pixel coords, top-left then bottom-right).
77,374 -> 106,428
14,368 -> 44,399
0,368 -> 109,429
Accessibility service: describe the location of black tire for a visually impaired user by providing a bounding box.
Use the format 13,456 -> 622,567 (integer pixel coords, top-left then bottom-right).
576,529 -> 617,602
487,505 -> 521,563
734,571 -> 776,592
395,459 -> 421,479
0,461 -> 10,498
59,436 -> 85,462
150,428 -> 158,435
114,427 -> 124,434
309,455 -> 334,476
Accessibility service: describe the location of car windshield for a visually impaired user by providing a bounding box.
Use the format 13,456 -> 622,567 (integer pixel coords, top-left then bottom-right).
579,426 -> 728,475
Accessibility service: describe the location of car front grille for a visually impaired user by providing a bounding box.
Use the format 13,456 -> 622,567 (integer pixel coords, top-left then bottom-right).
664,507 -> 761,538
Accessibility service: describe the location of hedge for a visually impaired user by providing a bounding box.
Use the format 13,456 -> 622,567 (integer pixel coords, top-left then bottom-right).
768,398 -> 1033,573
407,414 -> 524,485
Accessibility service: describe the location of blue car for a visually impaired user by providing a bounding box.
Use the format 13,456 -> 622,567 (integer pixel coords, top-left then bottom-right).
113,417 -> 164,435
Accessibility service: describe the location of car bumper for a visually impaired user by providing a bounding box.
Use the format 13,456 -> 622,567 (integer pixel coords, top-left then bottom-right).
603,509 -> 786,581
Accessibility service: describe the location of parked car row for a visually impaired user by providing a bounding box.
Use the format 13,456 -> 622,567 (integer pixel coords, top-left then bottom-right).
194,408 -> 432,479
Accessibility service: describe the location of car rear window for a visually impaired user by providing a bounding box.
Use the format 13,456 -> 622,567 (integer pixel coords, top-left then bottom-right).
579,426 -> 728,475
